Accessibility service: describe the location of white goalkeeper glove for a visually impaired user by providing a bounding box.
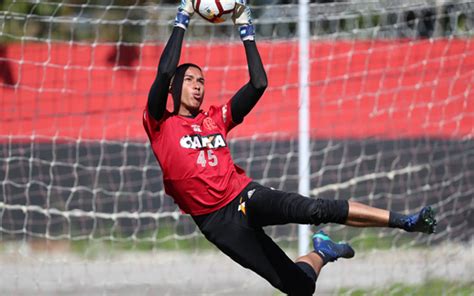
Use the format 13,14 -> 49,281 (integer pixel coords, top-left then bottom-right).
232,0 -> 255,41
175,0 -> 194,30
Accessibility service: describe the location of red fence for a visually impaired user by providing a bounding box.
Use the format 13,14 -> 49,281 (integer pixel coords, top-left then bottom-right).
1,39 -> 473,140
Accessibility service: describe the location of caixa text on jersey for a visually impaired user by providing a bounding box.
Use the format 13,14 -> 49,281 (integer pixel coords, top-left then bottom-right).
180,133 -> 227,149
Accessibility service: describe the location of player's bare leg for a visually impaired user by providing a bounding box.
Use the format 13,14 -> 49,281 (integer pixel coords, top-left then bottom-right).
296,252 -> 324,275
346,201 -> 437,233
345,201 -> 389,227
295,231 -> 355,281
291,201 -> 437,290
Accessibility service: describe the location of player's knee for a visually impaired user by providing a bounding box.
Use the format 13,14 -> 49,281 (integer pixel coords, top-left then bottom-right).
282,276 -> 315,296
309,198 -> 349,225
277,262 -> 316,296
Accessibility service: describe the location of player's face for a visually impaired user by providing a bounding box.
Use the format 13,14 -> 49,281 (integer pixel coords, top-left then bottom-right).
179,66 -> 205,116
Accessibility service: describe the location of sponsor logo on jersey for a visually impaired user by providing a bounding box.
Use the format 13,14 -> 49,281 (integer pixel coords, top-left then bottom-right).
191,124 -> 202,132
203,117 -> 218,131
180,133 -> 227,149
247,189 -> 256,199
238,196 -> 246,215
222,105 -> 228,123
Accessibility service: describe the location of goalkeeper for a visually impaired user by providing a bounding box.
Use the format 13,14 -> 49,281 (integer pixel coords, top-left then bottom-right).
143,1 -> 437,295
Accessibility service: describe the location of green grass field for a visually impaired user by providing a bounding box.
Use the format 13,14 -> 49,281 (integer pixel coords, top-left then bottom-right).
337,279 -> 474,296
271,279 -> 474,296
61,226 -> 430,259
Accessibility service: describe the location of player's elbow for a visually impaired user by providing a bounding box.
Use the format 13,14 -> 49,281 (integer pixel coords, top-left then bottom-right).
157,68 -> 174,82
157,60 -> 176,81
252,75 -> 268,93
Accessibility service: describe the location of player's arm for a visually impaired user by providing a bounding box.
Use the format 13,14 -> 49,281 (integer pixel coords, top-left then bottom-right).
229,2 -> 268,124
147,1 -> 194,121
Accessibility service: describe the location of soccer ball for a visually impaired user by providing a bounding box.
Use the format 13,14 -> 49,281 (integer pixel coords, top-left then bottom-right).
193,0 -> 235,23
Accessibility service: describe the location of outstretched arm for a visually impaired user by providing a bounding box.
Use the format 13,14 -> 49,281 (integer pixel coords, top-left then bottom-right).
230,2 -> 268,123
147,27 -> 185,120
230,40 -> 268,123
147,2 -> 194,121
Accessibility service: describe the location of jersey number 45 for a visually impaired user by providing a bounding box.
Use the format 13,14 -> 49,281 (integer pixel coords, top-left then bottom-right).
197,150 -> 218,167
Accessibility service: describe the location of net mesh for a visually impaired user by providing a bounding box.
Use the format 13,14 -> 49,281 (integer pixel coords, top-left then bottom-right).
1,0 -> 473,294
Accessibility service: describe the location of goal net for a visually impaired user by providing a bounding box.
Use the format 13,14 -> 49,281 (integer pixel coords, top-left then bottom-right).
1,0 -> 473,294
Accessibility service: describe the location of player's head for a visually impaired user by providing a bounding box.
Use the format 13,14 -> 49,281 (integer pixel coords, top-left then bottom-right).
170,63 -> 205,116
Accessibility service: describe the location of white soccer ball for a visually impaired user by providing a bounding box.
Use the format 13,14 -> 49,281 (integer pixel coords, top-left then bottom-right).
193,0 -> 236,23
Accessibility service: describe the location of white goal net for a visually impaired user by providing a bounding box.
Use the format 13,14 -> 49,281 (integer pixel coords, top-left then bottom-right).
1,0 -> 473,295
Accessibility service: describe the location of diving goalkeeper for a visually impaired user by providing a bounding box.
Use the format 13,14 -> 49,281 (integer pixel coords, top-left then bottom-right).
142,1 -> 437,295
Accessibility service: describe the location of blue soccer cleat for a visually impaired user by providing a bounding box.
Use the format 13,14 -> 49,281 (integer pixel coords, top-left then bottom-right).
402,206 -> 437,234
312,231 -> 355,265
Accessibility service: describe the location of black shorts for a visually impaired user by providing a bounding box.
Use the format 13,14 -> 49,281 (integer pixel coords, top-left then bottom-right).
192,182 -> 349,295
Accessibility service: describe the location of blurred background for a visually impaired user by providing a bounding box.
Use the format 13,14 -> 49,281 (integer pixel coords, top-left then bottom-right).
1,0 -> 473,295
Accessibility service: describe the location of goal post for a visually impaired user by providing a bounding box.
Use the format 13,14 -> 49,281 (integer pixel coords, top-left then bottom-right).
298,0 -> 311,256
1,0 -> 473,294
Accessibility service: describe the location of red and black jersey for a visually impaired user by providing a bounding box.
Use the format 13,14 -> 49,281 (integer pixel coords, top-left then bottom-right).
143,100 -> 252,215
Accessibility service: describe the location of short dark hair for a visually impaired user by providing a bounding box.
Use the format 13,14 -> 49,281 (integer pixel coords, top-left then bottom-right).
170,63 -> 202,114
